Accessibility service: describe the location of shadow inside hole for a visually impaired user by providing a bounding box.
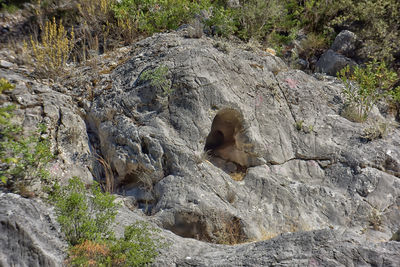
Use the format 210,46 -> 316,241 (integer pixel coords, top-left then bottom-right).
163,212 -> 248,244
204,108 -> 251,180
118,170 -> 156,215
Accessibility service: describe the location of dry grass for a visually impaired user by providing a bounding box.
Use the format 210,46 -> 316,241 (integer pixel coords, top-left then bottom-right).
369,209 -> 382,231
341,105 -> 367,123
362,121 -> 393,141
214,216 -> 246,245
67,240 -> 110,267
229,172 -> 246,181
299,32 -> 328,60
26,17 -> 74,77
259,228 -> 279,241
95,154 -> 115,193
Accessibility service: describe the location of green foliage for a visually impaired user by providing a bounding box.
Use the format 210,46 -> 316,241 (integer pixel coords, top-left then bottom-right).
0,78 -> 15,93
50,176 -> 118,245
51,176 -> 164,266
298,32 -> 328,59
338,60 -> 400,121
295,120 -> 303,131
109,221 -> 162,266
0,83 -> 53,193
206,5 -> 237,37
294,119 -> 314,133
140,65 -> 172,96
0,0 -> 28,13
68,222 -> 163,266
388,86 -> 400,104
112,0 -> 210,34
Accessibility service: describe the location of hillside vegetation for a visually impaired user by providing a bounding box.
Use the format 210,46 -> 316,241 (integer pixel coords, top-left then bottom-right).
1,0 -> 399,66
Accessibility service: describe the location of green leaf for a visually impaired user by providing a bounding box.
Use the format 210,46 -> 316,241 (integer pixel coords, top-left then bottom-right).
0,175 -> 7,184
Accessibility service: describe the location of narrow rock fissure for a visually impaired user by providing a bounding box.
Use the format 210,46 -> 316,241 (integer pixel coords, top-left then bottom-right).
273,74 -> 297,123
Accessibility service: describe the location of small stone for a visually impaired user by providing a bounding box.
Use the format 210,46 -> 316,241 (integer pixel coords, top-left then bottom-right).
0,59 -> 14,68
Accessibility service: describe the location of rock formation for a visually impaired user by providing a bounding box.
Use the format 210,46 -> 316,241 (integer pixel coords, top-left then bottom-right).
1,29 -> 400,265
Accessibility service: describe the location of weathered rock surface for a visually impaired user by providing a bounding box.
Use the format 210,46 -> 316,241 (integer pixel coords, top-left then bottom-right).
0,65 -> 93,188
172,230 -> 400,267
315,49 -> 357,76
316,30 -> 359,76
1,30 -> 400,266
86,30 -> 400,245
0,193 -> 67,267
331,30 -> 359,58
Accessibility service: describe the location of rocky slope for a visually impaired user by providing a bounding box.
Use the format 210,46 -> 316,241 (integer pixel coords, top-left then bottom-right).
1,29 -> 400,266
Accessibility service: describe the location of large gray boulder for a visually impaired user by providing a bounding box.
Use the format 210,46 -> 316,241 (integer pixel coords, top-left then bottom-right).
331,30 -> 358,57
316,30 -> 359,76
87,31 -> 400,247
315,49 -> 357,76
0,66 -> 93,189
1,30 -> 400,265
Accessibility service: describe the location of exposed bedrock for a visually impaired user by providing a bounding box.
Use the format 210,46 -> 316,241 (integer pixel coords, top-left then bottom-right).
87,32 -> 400,245
2,29 -> 400,265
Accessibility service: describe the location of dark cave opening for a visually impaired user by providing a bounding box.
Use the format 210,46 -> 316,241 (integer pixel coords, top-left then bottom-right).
204,108 -> 251,180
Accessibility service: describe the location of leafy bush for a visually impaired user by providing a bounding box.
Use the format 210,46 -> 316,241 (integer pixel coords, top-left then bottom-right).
51,176 -> 118,245
298,32 -> 328,60
338,60 -> 400,121
51,176 -> 165,266
140,65 -> 172,96
0,0 -> 29,12
0,78 -> 15,93
109,221 -> 162,266
205,5 -> 237,37
68,222 -> 162,266
68,240 -> 111,266
112,0 -> 210,34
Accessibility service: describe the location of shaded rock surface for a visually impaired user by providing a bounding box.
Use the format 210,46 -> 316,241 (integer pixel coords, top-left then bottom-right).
316,30 -> 359,76
1,30 -> 400,266
0,193 -> 67,267
331,30 -> 359,58
315,49 -> 357,76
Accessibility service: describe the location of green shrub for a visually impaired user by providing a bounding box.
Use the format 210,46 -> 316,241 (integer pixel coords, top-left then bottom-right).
67,222 -> 162,266
0,81 -> 53,194
298,32 -> 328,60
0,78 -> 15,93
206,5 -> 237,37
231,0 -> 301,46
51,176 -> 164,266
338,60 -> 399,121
112,0 -> 210,34
109,221 -> 162,266
0,0 -> 29,12
140,65 -> 172,96
50,176 -> 118,245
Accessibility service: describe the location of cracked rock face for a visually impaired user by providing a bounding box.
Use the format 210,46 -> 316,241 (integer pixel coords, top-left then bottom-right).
88,32 -> 400,245
1,30 -> 400,266
0,68 -> 93,188
0,193 -> 67,267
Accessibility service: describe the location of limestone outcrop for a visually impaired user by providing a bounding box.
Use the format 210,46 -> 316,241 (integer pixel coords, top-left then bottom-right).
1,30 -> 400,265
